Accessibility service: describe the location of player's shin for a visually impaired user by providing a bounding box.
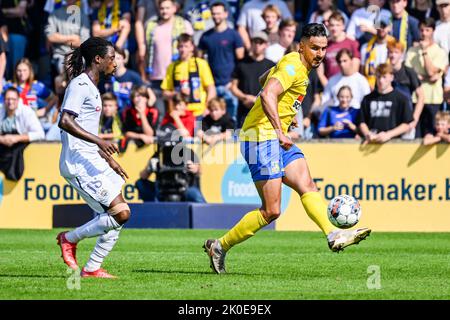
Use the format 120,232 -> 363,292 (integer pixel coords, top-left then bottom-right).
65,213 -> 121,243
84,228 -> 121,272
301,191 -> 336,235
219,209 -> 268,252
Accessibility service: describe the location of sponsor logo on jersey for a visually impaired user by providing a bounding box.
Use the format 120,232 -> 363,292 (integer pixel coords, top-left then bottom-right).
285,64 -> 296,76
78,82 -> 88,86
292,95 -> 304,111
100,189 -> 109,198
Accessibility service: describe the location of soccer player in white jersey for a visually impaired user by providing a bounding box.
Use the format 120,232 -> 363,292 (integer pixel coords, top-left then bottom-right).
56,37 -> 131,278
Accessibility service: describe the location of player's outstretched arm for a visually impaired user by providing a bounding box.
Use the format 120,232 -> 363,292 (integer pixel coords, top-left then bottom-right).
58,111 -> 119,156
260,78 -> 293,150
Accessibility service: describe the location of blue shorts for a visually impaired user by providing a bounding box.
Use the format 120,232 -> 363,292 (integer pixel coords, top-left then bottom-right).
240,140 -> 305,182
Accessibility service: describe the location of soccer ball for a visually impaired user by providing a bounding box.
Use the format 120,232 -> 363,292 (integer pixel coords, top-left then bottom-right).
327,195 -> 361,229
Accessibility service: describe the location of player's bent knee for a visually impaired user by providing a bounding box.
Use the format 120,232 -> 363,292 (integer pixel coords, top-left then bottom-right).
302,179 -> 318,193
113,210 -> 130,225
108,202 -> 131,225
261,209 -> 281,223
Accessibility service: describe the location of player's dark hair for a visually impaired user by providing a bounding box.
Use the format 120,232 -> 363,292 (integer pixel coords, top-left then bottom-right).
300,23 -> 328,40
64,37 -> 113,81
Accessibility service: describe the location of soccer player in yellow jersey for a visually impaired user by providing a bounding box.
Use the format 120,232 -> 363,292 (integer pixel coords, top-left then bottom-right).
203,24 -> 371,274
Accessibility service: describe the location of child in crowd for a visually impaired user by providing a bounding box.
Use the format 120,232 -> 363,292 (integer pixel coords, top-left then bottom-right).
122,85 -> 158,147
160,93 -> 195,138
318,86 -> 360,138
99,93 -> 124,142
197,97 -> 234,145
423,111 -> 450,145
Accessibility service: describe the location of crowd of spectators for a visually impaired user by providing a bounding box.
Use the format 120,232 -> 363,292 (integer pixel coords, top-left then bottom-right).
1,0 -> 450,182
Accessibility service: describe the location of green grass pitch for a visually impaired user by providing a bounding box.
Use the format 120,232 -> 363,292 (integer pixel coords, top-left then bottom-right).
0,229 -> 449,300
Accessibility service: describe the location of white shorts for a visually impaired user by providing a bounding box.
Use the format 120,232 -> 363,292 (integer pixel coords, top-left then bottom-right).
65,163 -> 124,213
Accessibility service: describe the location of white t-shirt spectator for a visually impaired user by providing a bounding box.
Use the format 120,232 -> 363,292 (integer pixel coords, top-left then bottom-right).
0,102 -> 45,142
445,66 -> 450,87
309,9 -> 349,27
434,20 -> 450,54
265,43 -> 287,63
237,0 -> 292,37
321,72 -> 372,109
347,7 -> 392,41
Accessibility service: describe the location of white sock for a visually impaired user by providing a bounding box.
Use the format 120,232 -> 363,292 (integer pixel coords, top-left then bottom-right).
65,213 -> 120,243
84,228 -> 121,272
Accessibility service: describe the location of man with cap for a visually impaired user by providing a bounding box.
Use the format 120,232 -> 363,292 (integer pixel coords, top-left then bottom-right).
435,0 -> 450,54
360,16 -> 396,89
230,31 -> 275,128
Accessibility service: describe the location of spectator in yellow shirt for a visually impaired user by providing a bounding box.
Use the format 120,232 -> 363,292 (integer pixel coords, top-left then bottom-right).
161,33 -> 216,117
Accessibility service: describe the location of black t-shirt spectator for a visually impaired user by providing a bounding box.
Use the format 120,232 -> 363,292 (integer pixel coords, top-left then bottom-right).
359,89 -> 414,133
2,0 -> 28,35
233,56 -> 274,97
409,7 -> 439,23
392,63 -> 421,107
232,56 -> 275,127
0,4 -> 4,27
202,114 -> 234,135
302,68 -> 321,117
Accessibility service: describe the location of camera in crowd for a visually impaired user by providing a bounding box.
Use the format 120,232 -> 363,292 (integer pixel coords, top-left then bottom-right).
151,124 -> 192,202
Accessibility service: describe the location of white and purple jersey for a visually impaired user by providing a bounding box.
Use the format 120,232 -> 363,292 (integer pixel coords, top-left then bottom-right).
59,73 -> 104,177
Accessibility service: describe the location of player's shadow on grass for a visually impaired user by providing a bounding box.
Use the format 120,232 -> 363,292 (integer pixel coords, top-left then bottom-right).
133,269 -> 253,276
0,274 -> 66,279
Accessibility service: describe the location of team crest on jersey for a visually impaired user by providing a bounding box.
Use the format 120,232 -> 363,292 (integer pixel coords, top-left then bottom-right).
271,161 -> 280,174
95,106 -> 101,112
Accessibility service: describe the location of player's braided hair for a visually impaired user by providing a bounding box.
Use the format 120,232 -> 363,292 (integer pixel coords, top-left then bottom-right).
64,37 -> 113,81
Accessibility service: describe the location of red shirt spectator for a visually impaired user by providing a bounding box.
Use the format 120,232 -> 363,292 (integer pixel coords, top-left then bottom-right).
161,93 -> 195,137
